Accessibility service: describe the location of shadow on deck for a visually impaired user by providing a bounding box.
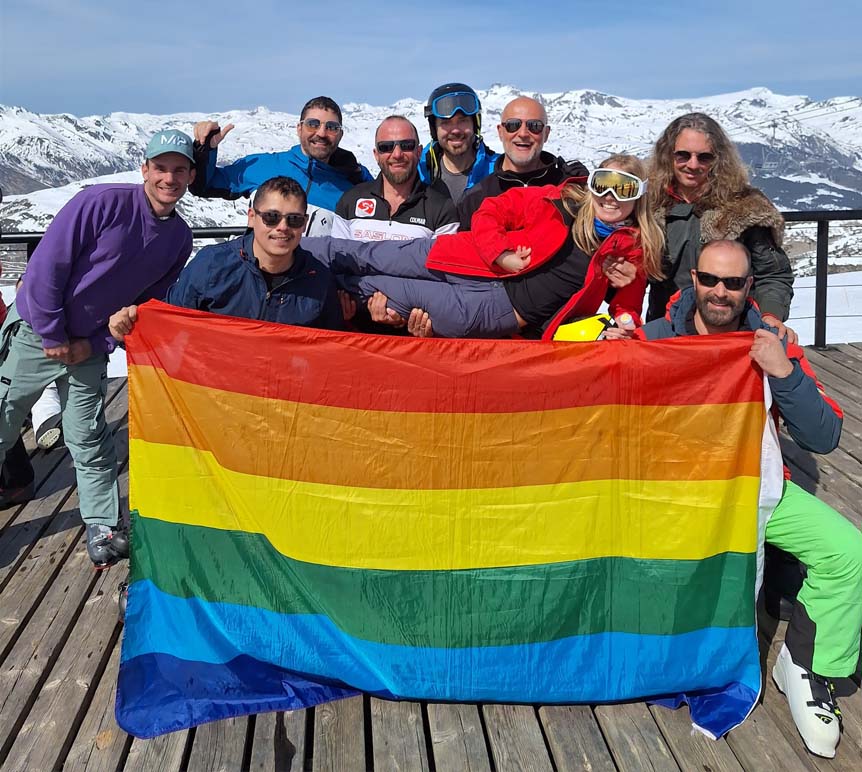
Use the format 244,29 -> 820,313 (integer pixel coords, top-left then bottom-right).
1,344 -> 861,771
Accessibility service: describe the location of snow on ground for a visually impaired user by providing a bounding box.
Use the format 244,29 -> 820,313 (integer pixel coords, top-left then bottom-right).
4,272 -> 861,380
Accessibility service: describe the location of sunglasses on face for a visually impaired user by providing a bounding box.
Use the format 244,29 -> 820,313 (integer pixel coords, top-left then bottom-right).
673,150 -> 716,164
300,118 -> 342,133
254,210 -> 308,228
425,92 -> 480,120
500,118 -> 546,135
695,271 -> 749,291
375,139 -> 418,154
587,168 -> 646,202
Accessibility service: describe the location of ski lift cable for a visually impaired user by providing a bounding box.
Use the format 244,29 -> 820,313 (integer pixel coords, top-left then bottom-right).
741,102 -> 862,132
738,99 -> 862,130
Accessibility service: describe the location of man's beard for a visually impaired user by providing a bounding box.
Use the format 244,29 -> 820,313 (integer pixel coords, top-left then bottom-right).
696,291 -> 744,328
381,165 -> 414,186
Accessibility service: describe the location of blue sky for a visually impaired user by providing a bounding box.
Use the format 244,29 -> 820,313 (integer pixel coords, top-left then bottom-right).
1,0 -> 860,115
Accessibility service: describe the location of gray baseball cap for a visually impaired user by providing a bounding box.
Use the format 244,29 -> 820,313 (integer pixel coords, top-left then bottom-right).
145,129 -> 195,164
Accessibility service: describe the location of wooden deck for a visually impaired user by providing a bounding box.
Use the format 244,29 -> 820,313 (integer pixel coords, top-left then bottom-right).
1,344 -> 860,772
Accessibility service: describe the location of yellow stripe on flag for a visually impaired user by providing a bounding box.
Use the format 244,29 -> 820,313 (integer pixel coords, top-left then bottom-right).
130,439 -> 760,570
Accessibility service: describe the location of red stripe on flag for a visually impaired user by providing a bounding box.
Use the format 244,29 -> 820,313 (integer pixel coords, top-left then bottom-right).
126,301 -> 764,413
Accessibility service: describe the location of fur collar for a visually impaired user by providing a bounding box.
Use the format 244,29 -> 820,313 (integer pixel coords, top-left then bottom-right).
655,187 -> 785,247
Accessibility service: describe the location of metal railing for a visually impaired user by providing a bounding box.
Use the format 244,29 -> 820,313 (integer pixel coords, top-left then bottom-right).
782,210 -> 862,348
3,211 -> 861,348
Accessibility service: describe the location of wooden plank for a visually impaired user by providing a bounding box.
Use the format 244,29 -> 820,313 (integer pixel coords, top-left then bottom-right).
248,710 -> 308,772
426,703 -> 490,772
370,698 -> 430,772
0,533 -> 98,759
784,441 -> 862,492
649,702 -> 743,771
312,695 -> 365,772
594,702 -> 679,771
482,704 -> 553,772
63,636 -> 130,771
779,440 -> 862,520
819,346 -> 862,377
0,381 -> 129,589
802,350 -> 862,412
835,682 -> 862,752
186,716 -> 250,771
783,456 -> 862,530
0,379 -> 126,537
124,730 -> 190,772
0,454 -> 80,589
539,705 -> 615,772
0,448 -> 68,535
834,344 -> 862,362
0,508 -> 85,660
725,703 -> 815,771
2,567 -> 122,771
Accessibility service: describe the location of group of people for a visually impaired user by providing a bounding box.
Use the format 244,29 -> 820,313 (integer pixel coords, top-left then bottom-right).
0,82 -> 859,760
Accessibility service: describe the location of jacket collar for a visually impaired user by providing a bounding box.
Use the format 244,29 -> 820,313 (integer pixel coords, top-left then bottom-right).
365,173 -> 427,207
493,151 -> 565,184
288,144 -> 365,184
239,231 -> 311,278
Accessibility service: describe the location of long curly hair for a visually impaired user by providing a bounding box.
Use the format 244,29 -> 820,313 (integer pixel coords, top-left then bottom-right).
561,154 -> 664,280
647,113 -> 749,212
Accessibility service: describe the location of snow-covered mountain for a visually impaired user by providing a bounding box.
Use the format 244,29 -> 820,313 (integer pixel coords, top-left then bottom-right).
1,85 -> 861,275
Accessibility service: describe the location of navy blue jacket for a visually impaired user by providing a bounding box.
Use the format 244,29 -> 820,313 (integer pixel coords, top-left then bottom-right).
166,233 -> 344,330
639,287 -> 842,455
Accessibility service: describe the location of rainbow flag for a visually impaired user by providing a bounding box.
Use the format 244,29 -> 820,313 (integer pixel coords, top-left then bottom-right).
116,301 -> 783,739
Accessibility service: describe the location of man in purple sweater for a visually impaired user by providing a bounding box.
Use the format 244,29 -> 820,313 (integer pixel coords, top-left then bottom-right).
0,129 -> 195,567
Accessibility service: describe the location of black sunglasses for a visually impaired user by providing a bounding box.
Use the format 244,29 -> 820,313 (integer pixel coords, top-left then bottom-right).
674,150 -> 716,164
376,139 -> 418,154
500,119 -> 546,135
254,210 -> 308,228
695,271 -> 749,291
300,118 -> 342,133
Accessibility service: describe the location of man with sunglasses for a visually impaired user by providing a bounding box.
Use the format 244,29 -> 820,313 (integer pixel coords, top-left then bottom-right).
332,116 -> 459,242
418,83 -> 498,204
164,176 -> 342,331
646,113 -> 794,340
189,97 -> 372,236
458,96 -> 588,231
619,239 -> 860,760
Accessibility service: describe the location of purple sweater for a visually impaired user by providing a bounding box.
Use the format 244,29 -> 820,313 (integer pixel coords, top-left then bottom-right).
17,183 -> 192,353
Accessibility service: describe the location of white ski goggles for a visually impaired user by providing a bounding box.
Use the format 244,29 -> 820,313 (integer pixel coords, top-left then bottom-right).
587,169 -> 646,202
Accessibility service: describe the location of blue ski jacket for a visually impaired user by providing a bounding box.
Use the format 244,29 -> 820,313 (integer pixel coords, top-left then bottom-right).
191,144 -> 372,235
418,139 -> 498,191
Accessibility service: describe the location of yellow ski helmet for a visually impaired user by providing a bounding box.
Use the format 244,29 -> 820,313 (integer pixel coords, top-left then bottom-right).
552,314 -> 612,342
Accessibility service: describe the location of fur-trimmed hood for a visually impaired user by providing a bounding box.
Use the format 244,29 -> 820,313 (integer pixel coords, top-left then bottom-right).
655,186 -> 785,247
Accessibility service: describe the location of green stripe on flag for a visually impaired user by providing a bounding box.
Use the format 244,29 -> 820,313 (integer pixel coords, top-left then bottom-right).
132,513 -> 755,649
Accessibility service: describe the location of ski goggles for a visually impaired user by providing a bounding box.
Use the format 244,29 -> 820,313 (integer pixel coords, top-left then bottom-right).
426,92 -> 480,119
375,139 -> 418,154
300,118 -> 342,133
587,169 -> 646,202
500,118 -> 546,135
254,210 -> 308,229
695,271 -> 750,291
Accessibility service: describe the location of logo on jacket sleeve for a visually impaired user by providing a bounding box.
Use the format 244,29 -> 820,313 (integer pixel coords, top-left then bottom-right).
356,198 -> 377,218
